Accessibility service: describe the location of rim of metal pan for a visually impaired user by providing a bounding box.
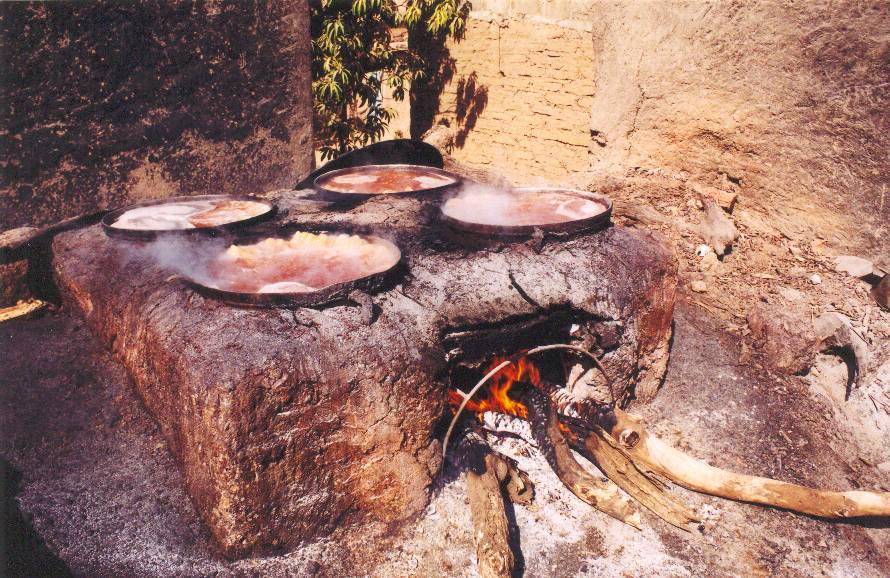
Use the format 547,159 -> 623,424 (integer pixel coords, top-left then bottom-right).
312,164 -> 462,201
101,194 -> 277,242
182,233 -> 404,309
438,187 -> 612,238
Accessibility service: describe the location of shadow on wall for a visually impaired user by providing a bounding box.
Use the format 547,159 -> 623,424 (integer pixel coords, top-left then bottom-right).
409,28 -> 458,141
0,1 -> 309,230
453,72 -> 488,148
1,458 -> 73,577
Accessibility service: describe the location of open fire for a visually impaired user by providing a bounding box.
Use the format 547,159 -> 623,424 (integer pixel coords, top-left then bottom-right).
448,354 -> 540,420
445,347 -> 890,578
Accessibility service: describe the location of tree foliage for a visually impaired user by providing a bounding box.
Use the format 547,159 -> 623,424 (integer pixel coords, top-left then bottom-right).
310,0 -> 468,160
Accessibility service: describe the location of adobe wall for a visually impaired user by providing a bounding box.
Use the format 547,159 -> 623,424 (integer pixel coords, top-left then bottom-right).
585,0 -> 890,255
431,0 -> 889,255
428,1 -> 596,183
0,2 -> 313,230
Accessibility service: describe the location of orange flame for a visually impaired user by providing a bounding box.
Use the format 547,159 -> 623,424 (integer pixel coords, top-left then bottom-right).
449,354 -> 541,419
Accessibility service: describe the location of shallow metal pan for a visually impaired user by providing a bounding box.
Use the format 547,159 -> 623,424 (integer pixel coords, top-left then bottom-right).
295,138 -> 444,189
182,233 -> 403,309
439,187 -> 612,238
102,194 -> 277,241
313,164 -> 461,202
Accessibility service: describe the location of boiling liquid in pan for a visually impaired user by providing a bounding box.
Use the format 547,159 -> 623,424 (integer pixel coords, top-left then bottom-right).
320,166 -> 456,194
442,189 -> 607,227
112,199 -> 268,230
204,232 -> 400,294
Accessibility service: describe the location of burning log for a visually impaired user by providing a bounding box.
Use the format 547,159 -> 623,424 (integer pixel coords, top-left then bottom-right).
452,425 -> 532,578
520,387 -> 642,528
447,351 -> 641,528
450,346 -> 889,543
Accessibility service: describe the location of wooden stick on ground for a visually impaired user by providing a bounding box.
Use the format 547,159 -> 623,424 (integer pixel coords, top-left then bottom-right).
0,299 -> 47,324
558,396 -> 890,519
454,427 -> 524,578
563,419 -> 699,530
521,387 -> 642,529
639,432 -> 890,518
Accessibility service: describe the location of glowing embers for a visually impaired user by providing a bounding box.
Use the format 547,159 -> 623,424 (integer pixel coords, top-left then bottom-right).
314,164 -> 460,197
449,354 -> 542,420
440,186 -> 612,236
203,231 -> 401,295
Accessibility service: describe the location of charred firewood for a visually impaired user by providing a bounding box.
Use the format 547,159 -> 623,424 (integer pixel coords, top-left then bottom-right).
556,395 -> 890,519
544,385 -> 697,528
452,424 -> 531,578
520,387 -> 642,528
561,416 -> 699,530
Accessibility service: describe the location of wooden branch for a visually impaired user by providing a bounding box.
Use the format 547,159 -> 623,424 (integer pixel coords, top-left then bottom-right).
488,449 -> 535,507
454,428 -> 516,578
563,421 -> 699,530
561,397 -> 890,519
1,210 -> 106,263
525,343 -> 620,405
0,299 -> 48,324
521,388 -> 642,528
638,434 -> 890,518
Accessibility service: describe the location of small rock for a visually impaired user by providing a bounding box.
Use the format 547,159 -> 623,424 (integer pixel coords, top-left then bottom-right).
691,182 -> 737,212
690,280 -> 708,293
835,255 -> 873,278
778,287 -> 804,302
696,244 -> 712,257
696,200 -> 739,256
698,251 -> 721,273
877,461 -> 890,475
809,273 -> 822,285
621,204 -> 670,228
747,303 -> 817,375
814,312 -> 869,386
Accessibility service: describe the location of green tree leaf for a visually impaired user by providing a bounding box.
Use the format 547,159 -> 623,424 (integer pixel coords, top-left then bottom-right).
311,0 -> 468,157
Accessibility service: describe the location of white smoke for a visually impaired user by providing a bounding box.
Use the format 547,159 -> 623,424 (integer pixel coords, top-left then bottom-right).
117,232 -> 401,294
441,182 -> 520,227
442,182 -> 606,227
118,235 -> 227,287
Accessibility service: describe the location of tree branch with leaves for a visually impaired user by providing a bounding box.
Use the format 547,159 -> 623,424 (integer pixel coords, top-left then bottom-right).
310,0 -> 469,160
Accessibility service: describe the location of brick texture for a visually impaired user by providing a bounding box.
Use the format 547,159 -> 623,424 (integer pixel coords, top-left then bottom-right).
433,16 -> 594,182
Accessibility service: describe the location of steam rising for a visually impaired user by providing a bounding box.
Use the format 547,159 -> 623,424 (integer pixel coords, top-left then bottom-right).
120,236 -> 227,287
442,183 -> 606,227
118,232 -> 400,295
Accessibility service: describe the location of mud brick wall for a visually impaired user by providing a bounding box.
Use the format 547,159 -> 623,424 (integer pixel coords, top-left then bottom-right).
430,2 -> 595,182
0,1 -> 313,231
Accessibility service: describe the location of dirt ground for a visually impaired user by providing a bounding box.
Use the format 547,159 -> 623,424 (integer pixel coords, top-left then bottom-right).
2,202 -> 889,577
